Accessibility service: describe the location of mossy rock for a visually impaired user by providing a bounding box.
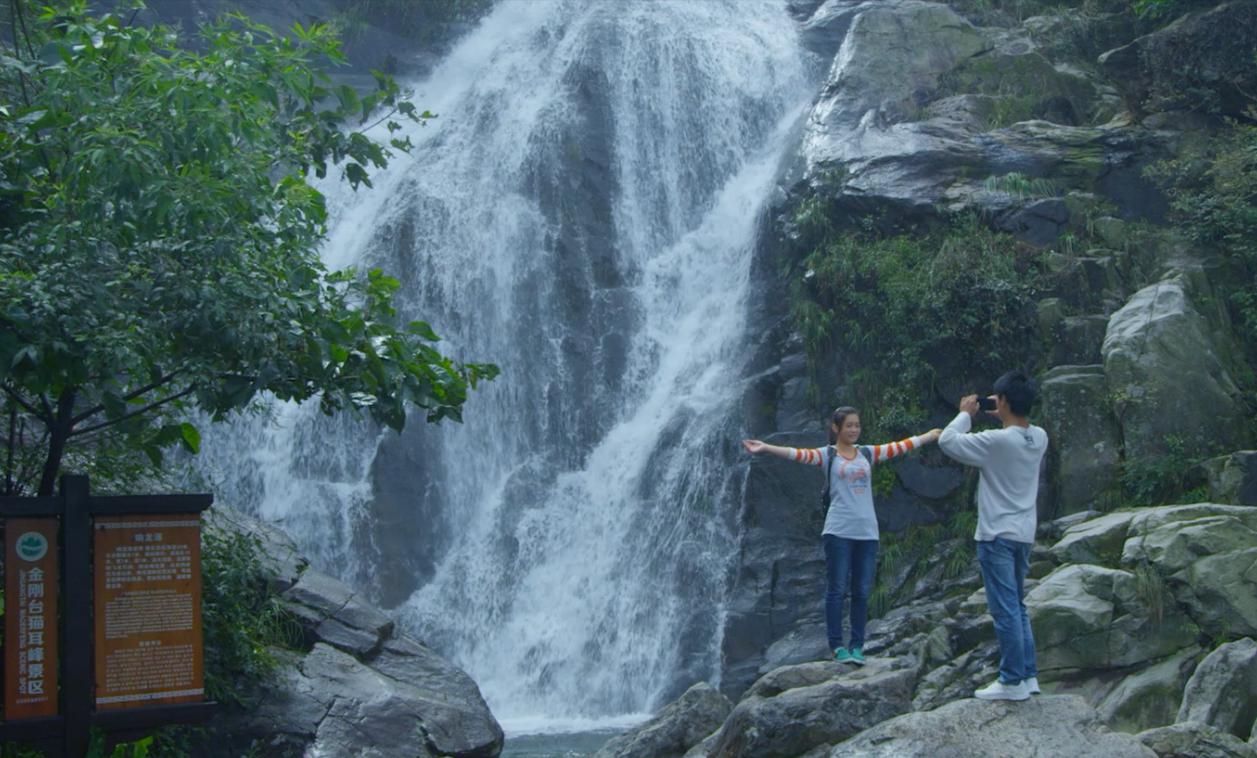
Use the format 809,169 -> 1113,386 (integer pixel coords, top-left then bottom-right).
1039,366 -> 1123,516
937,49 -> 1103,128
1096,646 -> 1202,734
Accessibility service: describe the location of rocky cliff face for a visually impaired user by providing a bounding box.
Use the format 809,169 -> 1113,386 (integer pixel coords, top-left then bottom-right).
723,0 -> 1257,699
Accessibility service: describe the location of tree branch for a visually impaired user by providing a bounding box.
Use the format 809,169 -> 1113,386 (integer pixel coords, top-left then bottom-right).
2,383 -> 45,420
361,105 -> 403,134
69,384 -> 197,438
5,402 -> 15,495
71,370 -> 184,425
10,0 -> 35,60
13,419 -> 45,496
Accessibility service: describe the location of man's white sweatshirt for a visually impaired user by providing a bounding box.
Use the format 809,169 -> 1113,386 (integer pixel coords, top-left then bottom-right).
939,412 -> 1049,543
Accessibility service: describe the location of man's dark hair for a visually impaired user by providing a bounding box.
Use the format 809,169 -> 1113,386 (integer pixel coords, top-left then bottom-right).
994,371 -> 1036,416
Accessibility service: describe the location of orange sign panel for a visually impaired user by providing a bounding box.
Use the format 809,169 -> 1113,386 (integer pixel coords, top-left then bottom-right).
93,515 -> 204,710
4,518 -> 60,719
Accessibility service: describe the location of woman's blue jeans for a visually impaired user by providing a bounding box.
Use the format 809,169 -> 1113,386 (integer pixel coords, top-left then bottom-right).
823,535 -> 878,651
977,537 -> 1038,684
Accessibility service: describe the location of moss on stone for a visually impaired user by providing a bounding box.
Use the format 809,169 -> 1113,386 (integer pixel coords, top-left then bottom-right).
938,50 -> 1105,128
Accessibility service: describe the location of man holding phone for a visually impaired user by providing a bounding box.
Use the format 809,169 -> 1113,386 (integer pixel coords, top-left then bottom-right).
939,371 -> 1049,701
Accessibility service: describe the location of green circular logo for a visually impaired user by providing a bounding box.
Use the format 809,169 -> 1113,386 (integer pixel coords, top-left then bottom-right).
16,532 -> 48,562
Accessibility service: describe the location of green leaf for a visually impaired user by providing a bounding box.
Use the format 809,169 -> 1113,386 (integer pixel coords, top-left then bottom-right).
179,422 -> 201,453
406,321 -> 440,342
344,162 -> 371,188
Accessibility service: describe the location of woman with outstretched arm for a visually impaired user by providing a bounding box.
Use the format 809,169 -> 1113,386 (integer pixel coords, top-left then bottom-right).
743,406 -> 941,665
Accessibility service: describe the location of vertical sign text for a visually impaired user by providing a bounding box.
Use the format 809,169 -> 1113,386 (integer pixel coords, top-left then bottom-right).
4,518 -> 60,719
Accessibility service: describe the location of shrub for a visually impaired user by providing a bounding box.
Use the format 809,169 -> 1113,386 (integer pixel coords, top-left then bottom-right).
788,212 -> 1046,431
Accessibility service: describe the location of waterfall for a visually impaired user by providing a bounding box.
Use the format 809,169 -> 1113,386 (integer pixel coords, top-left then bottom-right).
197,0 -> 809,730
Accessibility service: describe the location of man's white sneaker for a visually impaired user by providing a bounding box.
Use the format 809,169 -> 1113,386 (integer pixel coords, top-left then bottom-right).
974,679 -> 1031,701
1026,676 -> 1041,694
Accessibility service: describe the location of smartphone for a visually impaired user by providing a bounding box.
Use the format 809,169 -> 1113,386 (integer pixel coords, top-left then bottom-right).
976,396 -> 997,412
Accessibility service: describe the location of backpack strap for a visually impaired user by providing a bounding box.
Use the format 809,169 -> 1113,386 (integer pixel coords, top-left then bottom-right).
859,445 -> 872,465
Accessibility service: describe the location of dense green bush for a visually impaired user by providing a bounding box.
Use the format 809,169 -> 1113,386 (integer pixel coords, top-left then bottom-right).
198,529 -> 301,707
788,212 -> 1046,436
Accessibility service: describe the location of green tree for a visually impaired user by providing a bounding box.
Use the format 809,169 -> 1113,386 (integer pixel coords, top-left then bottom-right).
0,1 -> 496,495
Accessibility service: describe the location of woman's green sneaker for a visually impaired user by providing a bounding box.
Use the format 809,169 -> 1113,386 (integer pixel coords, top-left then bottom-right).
833,646 -> 851,663
849,647 -> 866,666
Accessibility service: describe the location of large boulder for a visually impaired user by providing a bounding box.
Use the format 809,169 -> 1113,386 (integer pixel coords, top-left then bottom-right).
1120,506 -> 1257,573
756,616 -> 830,677
1119,505 -> 1257,638
1168,549 -> 1257,639
807,2 -> 989,130
282,569 -> 395,658
799,0 -> 879,61
1050,510 -> 1137,566
1102,276 -> 1250,461
936,45 -> 1107,128
1177,638 -> 1257,741
830,694 -> 1156,756
224,643 -> 503,758
1203,451 -> 1257,506
1098,1 -> 1257,119
367,634 -> 506,756
796,0 -> 1166,218
910,644 -> 1000,711
1096,646 -> 1202,734
593,683 -> 732,758
707,660 -> 915,758
1139,723 -> 1257,758
203,507 -> 504,758
1039,366 -> 1123,515
1027,564 -> 1199,675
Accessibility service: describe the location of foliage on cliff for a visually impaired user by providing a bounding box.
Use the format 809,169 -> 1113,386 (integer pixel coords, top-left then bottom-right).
788,209 -> 1046,436
0,1 -> 497,496
1148,110 -> 1257,352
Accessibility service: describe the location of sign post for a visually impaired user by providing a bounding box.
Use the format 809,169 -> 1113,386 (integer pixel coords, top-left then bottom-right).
0,476 -> 216,754
93,515 -> 204,710
4,518 -> 60,720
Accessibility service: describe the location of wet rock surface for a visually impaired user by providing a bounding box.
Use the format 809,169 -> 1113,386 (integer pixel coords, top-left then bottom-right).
202,509 -> 504,758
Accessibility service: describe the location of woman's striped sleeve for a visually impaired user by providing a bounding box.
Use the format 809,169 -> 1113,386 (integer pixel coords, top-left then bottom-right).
787,447 -> 826,467
868,434 -> 928,464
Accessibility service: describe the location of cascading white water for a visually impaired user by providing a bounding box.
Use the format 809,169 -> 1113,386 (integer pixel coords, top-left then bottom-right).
197,0 -> 809,731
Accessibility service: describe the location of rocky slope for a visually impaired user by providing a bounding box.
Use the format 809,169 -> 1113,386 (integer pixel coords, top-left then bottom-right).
725,0 -> 1257,699
604,504 -> 1257,758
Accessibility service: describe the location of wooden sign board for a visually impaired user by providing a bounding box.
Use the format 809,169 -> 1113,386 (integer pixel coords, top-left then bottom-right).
92,515 -> 204,711
4,518 -> 60,719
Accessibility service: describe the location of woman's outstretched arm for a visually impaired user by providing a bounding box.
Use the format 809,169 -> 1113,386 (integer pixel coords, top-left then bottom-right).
742,439 -> 826,467
865,428 -> 942,464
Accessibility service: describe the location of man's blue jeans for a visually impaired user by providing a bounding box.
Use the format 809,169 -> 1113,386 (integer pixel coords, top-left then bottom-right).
823,535 -> 878,651
977,537 -> 1038,685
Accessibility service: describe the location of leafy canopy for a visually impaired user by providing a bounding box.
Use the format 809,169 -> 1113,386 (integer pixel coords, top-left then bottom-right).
0,2 -> 496,495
